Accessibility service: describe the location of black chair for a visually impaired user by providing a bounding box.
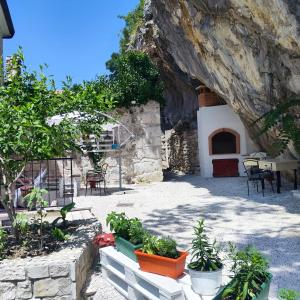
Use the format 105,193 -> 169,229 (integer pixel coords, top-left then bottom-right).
95,163 -> 108,195
243,159 -> 274,196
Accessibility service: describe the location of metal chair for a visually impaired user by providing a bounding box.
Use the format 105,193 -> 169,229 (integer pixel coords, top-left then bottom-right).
85,170 -> 102,196
243,159 -> 274,196
95,163 -> 109,195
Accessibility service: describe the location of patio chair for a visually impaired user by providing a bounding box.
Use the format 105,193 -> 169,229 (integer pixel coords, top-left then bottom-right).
85,170 -> 102,196
95,163 -> 109,195
243,159 -> 274,196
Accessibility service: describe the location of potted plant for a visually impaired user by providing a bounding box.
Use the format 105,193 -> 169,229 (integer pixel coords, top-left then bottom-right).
187,219 -> 223,295
135,233 -> 188,279
214,244 -> 272,300
106,211 -> 144,261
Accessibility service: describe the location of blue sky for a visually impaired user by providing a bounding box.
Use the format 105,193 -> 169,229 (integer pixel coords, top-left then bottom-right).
4,0 -> 139,85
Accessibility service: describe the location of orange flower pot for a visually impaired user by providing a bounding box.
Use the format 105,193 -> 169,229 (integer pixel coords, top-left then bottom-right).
134,250 -> 188,279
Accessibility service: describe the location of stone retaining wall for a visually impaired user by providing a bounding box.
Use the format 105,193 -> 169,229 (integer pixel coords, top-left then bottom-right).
0,222 -> 97,300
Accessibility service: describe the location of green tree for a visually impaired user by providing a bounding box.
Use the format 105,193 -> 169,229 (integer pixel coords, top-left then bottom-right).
0,49 -> 113,238
106,51 -> 164,108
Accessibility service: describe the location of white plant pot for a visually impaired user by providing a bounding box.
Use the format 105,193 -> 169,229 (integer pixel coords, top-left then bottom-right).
189,267 -> 223,296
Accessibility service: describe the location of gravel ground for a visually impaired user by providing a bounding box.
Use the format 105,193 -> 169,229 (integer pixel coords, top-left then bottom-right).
75,175 -> 300,299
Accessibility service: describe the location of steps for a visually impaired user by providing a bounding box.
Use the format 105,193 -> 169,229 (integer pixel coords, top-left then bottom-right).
100,247 -> 219,300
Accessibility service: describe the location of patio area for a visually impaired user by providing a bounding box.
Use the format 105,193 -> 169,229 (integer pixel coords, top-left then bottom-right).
75,175 -> 300,299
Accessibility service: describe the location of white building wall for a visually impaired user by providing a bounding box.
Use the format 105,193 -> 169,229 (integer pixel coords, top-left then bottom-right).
197,105 -> 257,177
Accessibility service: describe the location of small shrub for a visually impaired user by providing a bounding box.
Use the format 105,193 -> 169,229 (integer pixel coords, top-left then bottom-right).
13,213 -> 29,236
278,288 -> 300,300
0,227 -> 7,260
220,244 -> 271,300
188,219 -> 222,271
142,233 -> 179,259
24,188 -> 49,250
51,227 -> 70,242
106,211 -> 145,245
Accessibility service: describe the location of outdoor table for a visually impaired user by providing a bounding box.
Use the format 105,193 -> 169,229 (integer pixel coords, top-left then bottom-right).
258,159 -> 298,193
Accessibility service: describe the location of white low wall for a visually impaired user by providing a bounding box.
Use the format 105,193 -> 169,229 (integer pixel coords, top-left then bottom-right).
197,105 -> 257,177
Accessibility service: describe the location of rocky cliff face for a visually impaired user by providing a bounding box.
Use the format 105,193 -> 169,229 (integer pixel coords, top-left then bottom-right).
134,0 -> 300,155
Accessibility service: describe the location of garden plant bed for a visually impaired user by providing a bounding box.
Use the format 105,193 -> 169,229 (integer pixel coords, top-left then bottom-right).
0,218 -> 98,299
4,221 -> 80,259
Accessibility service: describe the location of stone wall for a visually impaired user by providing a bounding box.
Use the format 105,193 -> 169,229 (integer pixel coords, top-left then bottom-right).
162,122 -> 200,174
0,222 -> 97,300
75,101 -> 163,185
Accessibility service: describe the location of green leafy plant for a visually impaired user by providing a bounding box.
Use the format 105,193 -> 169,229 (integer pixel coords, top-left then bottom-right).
51,227 -> 70,242
278,288 -> 300,300
24,188 -> 48,250
106,211 -> 145,245
12,213 -> 29,236
188,219 -> 222,272
0,227 -> 7,260
141,233 -> 179,259
255,97 -> 300,155
52,202 -> 75,228
128,218 -> 145,245
220,244 -> 271,300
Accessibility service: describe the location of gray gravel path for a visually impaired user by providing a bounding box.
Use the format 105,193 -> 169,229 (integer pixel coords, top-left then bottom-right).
75,175 -> 300,299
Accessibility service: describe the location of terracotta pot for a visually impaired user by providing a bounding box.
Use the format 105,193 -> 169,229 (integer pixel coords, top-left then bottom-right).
134,250 -> 188,279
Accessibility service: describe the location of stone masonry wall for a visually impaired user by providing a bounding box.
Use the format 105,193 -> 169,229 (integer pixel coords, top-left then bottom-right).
0,223 -> 97,300
75,101 -> 163,185
162,125 -> 200,175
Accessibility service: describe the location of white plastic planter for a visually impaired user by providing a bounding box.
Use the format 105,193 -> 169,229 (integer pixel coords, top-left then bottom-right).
189,267 -> 222,296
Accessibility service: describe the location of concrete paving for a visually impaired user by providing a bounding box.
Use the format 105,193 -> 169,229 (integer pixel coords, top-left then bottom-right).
75,175 -> 300,299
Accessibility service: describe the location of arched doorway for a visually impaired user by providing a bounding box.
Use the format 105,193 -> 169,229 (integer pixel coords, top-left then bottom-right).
208,128 -> 240,177
209,128 -> 240,155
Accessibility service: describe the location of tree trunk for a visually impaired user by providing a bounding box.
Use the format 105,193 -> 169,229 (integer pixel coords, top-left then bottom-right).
1,171 -> 19,240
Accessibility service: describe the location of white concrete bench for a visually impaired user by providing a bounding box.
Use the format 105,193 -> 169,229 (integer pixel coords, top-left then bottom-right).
100,247 -> 217,300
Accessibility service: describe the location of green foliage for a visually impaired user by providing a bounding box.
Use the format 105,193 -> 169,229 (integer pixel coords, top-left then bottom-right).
24,188 -> 48,250
0,49 -> 114,237
106,211 -> 144,245
188,219 -> 222,272
13,213 -> 29,236
220,244 -> 271,300
255,97 -> 300,155
52,202 -> 75,228
106,51 -> 164,108
128,218 -> 146,245
51,227 -> 70,242
0,227 -> 7,260
142,233 -> 179,259
24,188 -> 48,210
119,0 -> 145,52
278,288 -> 300,300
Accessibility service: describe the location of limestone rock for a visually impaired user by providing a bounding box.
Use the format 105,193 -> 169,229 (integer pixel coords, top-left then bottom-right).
33,278 -> 71,298
0,267 -> 26,281
135,0 -> 300,156
16,280 -> 32,299
27,265 -> 49,279
49,264 -> 69,278
0,282 -> 16,300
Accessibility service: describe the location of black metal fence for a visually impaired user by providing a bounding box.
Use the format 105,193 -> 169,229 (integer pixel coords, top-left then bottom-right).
1,157 -> 76,210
